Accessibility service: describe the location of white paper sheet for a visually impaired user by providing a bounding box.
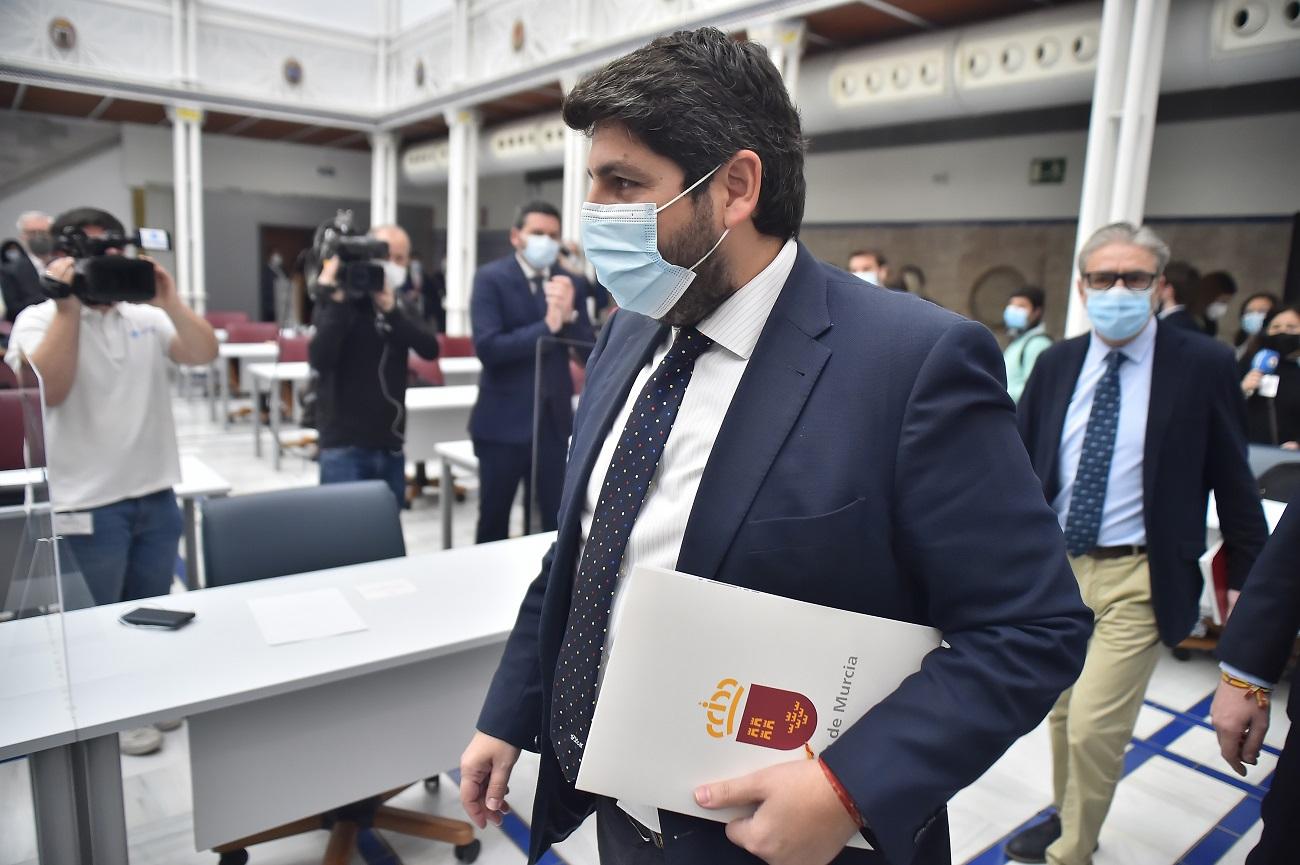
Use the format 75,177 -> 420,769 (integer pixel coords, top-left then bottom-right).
354,578 -> 419,601
247,588 -> 368,646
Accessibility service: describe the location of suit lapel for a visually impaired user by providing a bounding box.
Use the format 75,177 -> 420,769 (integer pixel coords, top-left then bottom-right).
1143,323 -> 1182,502
1043,337 -> 1089,501
677,244 -> 831,581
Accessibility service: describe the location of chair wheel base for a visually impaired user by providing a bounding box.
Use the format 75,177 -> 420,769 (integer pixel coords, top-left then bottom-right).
455,839 -> 481,862
217,850 -> 249,865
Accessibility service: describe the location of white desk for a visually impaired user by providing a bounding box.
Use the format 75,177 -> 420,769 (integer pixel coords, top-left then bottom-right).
3,531 -> 554,865
436,439 -> 479,549
248,362 -> 313,470
0,459 -> 231,591
438,356 -> 482,387
405,385 -> 477,463
216,343 -> 279,428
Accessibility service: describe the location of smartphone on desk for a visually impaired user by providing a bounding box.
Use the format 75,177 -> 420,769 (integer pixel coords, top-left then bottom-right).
119,607 -> 196,630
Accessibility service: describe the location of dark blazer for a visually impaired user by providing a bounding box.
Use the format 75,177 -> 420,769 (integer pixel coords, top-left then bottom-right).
469,255 -> 595,445
1159,308 -> 1200,333
1017,323 -> 1269,646
0,249 -> 46,323
478,243 -> 1092,865
1216,502 -> 1299,717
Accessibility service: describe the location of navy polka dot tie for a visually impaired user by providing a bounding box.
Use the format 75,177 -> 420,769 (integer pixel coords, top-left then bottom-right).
1064,350 -> 1126,557
550,327 -> 713,783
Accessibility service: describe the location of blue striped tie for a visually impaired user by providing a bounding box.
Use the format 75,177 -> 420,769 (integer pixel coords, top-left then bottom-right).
550,327 -> 713,783
1064,351 -> 1126,557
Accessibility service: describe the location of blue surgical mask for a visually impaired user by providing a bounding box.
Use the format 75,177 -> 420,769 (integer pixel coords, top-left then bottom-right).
1241,311 -> 1267,335
521,234 -> 560,270
1004,305 -> 1030,332
1085,287 -> 1155,342
579,164 -> 729,319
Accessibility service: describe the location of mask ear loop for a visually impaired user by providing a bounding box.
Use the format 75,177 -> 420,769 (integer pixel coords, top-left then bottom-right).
689,228 -> 730,271
654,163 -> 724,215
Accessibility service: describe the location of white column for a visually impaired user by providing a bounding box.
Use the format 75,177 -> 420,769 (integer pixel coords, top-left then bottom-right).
370,132 -> 398,226
1065,0 -> 1169,337
170,110 -> 192,309
186,114 -> 206,313
444,109 -> 480,336
559,74 -> 590,246
748,20 -> 807,96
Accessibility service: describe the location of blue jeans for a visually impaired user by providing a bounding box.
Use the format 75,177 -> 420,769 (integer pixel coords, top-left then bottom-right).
63,489 -> 183,606
318,446 -> 406,509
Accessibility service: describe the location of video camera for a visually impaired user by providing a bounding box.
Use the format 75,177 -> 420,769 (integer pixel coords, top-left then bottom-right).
42,226 -> 172,305
308,210 -> 388,301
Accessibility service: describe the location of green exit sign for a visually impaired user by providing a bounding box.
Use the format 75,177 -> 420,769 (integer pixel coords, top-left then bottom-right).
1030,157 -> 1067,185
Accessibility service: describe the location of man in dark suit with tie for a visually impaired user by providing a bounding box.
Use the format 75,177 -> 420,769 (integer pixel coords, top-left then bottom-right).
1010,222 -> 1269,864
1212,502 -> 1298,862
470,201 -> 595,542
459,29 -> 1091,865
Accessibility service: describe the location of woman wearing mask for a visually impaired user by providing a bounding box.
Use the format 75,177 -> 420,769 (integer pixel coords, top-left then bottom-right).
1241,304 -> 1300,449
1235,292 -> 1279,361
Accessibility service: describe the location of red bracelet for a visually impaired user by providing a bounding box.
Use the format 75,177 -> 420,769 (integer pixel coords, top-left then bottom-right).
818,757 -> 865,828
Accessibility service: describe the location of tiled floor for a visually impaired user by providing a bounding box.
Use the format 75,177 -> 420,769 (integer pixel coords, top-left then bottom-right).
0,388 -> 1290,865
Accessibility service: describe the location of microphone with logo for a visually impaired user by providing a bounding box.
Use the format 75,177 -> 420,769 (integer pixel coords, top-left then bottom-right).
1252,348 -> 1282,444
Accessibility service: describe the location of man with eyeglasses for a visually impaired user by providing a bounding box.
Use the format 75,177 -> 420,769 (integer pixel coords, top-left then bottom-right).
1009,222 -> 1269,865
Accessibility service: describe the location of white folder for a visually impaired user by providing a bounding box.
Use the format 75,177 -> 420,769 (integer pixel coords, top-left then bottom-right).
576,565 -> 941,843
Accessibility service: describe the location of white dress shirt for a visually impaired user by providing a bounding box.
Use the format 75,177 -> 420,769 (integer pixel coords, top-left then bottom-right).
576,239 -> 797,829
1051,316 -> 1156,547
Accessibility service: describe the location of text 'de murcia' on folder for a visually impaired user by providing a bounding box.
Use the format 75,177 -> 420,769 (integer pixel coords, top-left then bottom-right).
575,565 -> 942,848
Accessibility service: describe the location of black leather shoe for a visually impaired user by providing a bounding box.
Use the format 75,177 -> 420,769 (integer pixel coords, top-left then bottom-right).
1005,814 -> 1061,864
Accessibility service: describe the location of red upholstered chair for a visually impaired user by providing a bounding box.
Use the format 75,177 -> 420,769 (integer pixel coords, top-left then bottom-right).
204,311 -> 250,330
436,334 -> 475,358
0,391 -> 27,471
226,322 -> 280,344
408,354 -> 444,387
276,335 -> 311,363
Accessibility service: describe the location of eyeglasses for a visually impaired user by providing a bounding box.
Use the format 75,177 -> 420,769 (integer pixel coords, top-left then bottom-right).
1083,271 -> 1159,290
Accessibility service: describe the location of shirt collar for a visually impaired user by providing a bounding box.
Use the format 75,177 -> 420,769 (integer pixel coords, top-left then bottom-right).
692,239 -> 797,360
515,252 -> 549,282
1088,314 -> 1157,366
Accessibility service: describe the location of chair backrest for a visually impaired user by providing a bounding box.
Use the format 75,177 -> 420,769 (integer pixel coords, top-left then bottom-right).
205,310 -> 250,330
1259,463 -> 1300,504
569,358 -> 586,396
226,322 -> 280,344
408,353 -> 444,387
0,391 -> 25,471
437,334 -> 475,357
277,334 -> 311,363
0,363 -> 18,390
201,480 -> 405,587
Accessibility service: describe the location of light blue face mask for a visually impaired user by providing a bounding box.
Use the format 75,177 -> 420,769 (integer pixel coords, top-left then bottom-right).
1085,286 -> 1155,342
1241,310 -> 1267,336
1003,305 -> 1030,332
521,234 -> 560,270
579,164 -> 729,319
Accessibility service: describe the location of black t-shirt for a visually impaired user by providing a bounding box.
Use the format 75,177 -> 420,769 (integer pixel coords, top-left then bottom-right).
309,298 -> 440,451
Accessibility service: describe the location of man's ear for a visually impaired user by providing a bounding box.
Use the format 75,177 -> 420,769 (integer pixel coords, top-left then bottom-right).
718,150 -> 762,230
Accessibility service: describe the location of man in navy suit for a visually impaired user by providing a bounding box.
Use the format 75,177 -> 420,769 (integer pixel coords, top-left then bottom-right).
460,29 -> 1091,865
469,201 -> 595,542
1010,223 -> 1268,865
1212,502 -> 1298,862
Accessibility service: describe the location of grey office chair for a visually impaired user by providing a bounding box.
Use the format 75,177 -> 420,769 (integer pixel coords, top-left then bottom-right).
200,481 -> 481,864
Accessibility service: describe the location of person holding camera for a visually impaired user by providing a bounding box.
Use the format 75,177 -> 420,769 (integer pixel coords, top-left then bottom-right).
5,206 -> 217,754
309,223 -> 439,508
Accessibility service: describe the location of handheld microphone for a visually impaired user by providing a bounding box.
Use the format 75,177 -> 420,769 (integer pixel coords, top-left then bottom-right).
1252,349 -> 1280,374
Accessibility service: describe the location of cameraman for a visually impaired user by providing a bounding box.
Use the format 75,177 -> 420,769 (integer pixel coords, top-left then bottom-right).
309,224 -> 439,508
5,207 -> 216,754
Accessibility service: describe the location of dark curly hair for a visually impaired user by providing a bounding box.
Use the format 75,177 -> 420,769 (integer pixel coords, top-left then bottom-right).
562,27 -> 806,240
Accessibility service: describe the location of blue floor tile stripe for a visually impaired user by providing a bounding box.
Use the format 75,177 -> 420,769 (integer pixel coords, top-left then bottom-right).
961,690 -> 1271,865
447,768 -> 568,865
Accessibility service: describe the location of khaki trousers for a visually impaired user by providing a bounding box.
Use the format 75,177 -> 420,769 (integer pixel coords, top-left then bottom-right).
1046,554 -> 1162,865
